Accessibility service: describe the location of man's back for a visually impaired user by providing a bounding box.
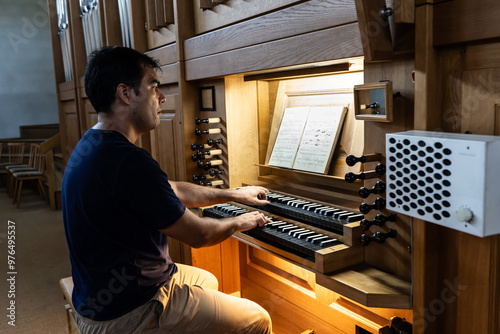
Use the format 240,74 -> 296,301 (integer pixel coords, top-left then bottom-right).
62,128 -> 185,321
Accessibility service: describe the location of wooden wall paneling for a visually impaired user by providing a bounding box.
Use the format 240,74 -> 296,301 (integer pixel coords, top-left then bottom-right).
146,0 -> 176,50
185,0 -> 357,61
130,0 -> 147,52
146,0 -> 160,31
192,0 -> 304,35
220,237 -> 241,294
102,0 -> 123,46
185,23 -> 363,80
457,58 -> 500,333
414,4 -> 441,131
191,244 -> 223,288
158,63 -> 179,85
433,0 -> 500,46
461,68 -> 500,135
164,0 -> 175,24
146,43 -> 177,66
354,0 -> 393,62
456,234 -> 500,334
394,0 -> 415,24
57,82 -> 81,163
224,76 -> 260,187
465,42 -> 500,70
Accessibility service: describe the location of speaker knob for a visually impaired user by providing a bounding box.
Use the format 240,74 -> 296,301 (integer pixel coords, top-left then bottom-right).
455,208 -> 473,223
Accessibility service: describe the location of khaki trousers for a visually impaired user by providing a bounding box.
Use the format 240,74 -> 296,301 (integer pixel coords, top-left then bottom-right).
74,264 -> 272,334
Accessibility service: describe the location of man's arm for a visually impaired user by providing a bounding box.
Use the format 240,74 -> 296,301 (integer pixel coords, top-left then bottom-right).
159,208 -> 270,248
169,181 -> 269,208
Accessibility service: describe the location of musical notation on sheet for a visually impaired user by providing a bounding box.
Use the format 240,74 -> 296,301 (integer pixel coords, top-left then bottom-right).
268,105 -> 347,174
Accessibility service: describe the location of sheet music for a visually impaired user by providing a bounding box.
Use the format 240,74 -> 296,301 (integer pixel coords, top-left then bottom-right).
292,106 -> 346,174
268,106 -> 310,168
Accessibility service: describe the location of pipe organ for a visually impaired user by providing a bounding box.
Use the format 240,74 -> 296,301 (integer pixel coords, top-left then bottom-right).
48,0 -> 500,333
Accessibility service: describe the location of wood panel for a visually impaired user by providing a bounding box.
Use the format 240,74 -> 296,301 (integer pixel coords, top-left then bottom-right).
239,244 -> 411,334
456,234 -> 500,334
185,0 -> 357,60
185,23 -> 363,80
461,68 -> 500,135
394,0 -> 415,24
102,0 -> 123,46
224,76 -> 260,187
158,63 -> 179,84
433,0 -> 500,46
146,43 -> 178,66
192,0 -> 305,35
465,42 -> 500,70
354,0 -> 393,62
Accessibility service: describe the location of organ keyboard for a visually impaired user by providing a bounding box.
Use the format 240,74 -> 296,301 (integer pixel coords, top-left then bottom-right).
202,190 -> 365,274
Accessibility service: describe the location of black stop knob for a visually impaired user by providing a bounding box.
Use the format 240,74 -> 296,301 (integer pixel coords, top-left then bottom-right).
358,181 -> 386,198
359,197 -> 386,214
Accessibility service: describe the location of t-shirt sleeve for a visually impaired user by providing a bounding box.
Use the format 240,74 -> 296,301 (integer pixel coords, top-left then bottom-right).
113,148 -> 186,230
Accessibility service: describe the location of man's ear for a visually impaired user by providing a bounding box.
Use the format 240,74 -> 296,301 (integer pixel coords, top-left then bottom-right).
116,83 -> 131,104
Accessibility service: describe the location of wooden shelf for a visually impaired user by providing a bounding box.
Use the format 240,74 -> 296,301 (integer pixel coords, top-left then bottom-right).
257,163 -> 346,180
316,264 -> 412,309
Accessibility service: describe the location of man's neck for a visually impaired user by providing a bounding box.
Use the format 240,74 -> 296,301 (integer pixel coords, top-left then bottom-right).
93,113 -> 140,143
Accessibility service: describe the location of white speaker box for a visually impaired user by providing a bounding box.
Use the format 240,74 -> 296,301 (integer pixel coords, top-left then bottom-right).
386,130 -> 500,237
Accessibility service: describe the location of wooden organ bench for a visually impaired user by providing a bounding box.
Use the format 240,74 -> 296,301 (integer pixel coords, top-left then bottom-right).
59,277 -> 80,334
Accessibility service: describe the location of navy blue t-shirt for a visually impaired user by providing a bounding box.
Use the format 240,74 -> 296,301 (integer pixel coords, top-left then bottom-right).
62,129 -> 186,321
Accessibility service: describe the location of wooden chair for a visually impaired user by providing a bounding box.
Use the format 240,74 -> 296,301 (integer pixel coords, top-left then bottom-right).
6,144 -> 41,197
0,143 -> 25,186
11,146 -> 47,208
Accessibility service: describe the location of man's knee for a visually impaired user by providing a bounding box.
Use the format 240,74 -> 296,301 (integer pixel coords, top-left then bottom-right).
244,301 -> 272,334
202,270 -> 219,290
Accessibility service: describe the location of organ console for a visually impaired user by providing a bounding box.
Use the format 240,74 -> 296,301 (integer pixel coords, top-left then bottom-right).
202,189 -> 366,273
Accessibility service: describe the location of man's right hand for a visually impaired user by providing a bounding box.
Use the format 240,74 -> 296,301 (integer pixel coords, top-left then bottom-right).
233,211 -> 271,232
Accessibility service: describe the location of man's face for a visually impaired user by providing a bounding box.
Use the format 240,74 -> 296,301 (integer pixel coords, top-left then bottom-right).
129,66 -> 165,133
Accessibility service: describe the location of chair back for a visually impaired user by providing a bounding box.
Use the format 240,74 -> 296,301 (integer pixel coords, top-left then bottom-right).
8,143 -> 25,164
28,144 -> 41,168
31,144 -> 45,173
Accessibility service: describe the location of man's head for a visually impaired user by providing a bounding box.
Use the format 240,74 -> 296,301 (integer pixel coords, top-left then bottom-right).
84,46 -> 160,114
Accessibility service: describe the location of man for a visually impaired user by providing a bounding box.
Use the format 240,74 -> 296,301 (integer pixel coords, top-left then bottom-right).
62,46 -> 273,334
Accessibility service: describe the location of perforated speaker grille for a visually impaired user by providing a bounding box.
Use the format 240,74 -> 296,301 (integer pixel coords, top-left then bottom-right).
386,135 -> 454,221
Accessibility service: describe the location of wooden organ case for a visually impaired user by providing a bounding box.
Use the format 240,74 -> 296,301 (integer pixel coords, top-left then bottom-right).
184,2 -> 415,332
47,0 -> 500,333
